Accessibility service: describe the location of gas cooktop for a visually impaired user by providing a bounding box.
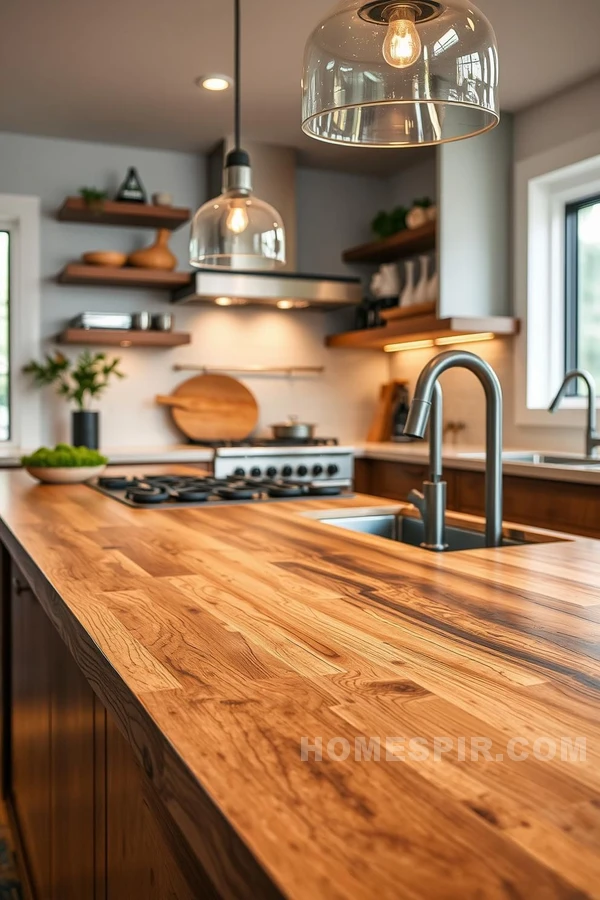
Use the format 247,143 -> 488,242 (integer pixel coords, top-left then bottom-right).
92,474 -> 351,509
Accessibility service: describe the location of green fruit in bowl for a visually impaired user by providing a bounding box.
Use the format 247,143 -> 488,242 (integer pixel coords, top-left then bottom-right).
21,445 -> 108,484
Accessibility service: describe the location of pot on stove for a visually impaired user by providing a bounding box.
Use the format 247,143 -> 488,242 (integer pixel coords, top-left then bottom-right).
270,415 -> 317,441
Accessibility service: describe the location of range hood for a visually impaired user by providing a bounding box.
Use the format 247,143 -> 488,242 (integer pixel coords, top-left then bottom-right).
173,139 -> 363,311
172,268 -> 362,309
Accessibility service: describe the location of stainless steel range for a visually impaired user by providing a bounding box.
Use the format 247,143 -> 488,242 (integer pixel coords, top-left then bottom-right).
92,445 -> 354,509
213,445 -> 353,487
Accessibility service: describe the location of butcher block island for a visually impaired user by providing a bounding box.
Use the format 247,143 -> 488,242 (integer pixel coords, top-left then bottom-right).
1,466 -> 599,900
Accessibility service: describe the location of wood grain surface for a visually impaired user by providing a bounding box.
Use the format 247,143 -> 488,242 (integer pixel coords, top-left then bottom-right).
1,466 -> 599,900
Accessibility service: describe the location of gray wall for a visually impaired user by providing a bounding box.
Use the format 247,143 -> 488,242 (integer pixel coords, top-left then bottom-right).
295,167 -> 387,276
514,73 -> 600,163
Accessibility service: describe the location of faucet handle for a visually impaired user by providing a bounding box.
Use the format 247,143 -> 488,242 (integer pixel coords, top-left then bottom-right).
407,489 -> 426,520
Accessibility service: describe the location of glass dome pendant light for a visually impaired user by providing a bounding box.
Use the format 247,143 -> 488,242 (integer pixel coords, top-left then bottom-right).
190,0 -> 285,269
302,0 -> 500,148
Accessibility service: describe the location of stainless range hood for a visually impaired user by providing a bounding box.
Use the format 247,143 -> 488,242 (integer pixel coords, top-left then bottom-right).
173,139 -> 363,310
172,268 -> 362,309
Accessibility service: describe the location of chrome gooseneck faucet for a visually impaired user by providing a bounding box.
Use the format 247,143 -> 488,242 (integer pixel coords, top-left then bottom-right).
548,369 -> 600,458
404,350 -> 504,548
407,383 -> 448,551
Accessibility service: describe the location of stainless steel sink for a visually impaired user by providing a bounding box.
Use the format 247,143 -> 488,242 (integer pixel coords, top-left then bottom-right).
459,451 -> 600,467
316,512 -> 527,552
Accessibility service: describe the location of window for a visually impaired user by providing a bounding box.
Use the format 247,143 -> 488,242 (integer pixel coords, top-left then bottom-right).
565,194 -> 600,389
514,142 -> 600,427
0,195 -> 41,451
0,232 -> 10,441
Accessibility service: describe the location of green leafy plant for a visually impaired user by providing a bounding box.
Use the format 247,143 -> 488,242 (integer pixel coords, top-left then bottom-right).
23,351 -> 125,410
79,187 -> 108,209
21,444 -> 108,468
413,196 -> 433,209
372,206 -> 408,239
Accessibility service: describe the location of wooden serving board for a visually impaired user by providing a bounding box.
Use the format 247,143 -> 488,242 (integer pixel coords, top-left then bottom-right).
156,374 -> 259,441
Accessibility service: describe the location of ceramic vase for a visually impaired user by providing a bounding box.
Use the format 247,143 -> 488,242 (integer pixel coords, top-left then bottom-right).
406,206 -> 428,230
413,255 -> 430,306
427,265 -> 439,303
399,260 -> 416,307
72,410 -> 99,450
128,229 -> 177,271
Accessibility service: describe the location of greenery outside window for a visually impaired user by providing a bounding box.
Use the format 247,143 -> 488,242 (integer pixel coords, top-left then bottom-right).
565,194 -> 600,391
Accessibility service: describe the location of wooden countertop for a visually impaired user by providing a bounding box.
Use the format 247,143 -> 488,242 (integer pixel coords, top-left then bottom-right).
1,466 -> 599,899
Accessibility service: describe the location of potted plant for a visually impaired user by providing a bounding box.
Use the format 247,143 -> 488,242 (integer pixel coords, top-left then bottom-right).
23,351 -> 125,449
79,187 -> 108,213
21,444 -> 109,484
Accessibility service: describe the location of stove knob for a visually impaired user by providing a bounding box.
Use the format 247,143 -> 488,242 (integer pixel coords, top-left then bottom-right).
234,467 -> 246,477
282,465 -> 293,477
297,465 -> 308,477
327,464 -> 339,476
250,466 -> 262,478
266,466 -> 278,478
312,464 -> 324,476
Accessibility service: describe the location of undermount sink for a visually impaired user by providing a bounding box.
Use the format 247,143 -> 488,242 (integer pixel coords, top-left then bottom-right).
315,512 -> 529,552
459,451 -> 600,467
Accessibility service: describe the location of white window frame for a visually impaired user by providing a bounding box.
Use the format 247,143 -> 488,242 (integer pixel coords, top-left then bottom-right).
514,129 -> 600,429
0,195 -> 41,451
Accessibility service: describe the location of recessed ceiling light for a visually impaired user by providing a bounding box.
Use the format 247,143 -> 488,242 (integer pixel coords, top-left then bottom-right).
196,75 -> 232,92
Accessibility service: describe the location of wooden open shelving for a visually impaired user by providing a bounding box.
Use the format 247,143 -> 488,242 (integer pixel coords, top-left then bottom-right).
57,264 -> 192,290
57,197 -> 191,230
326,314 -> 520,350
57,329 -> 191,348
343,220 -> 436,265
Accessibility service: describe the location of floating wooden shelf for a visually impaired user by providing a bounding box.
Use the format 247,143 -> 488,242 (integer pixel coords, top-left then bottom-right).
57,264 -> 193,290
379,300 -> 437,322
343,220 -> 436,264
326,315 -> 520,350
57,329 -> 191,348
57,197 -> 191,230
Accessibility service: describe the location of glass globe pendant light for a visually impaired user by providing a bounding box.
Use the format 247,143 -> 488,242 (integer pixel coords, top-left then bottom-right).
302,0 -> 499,147
190,0 -> 285,270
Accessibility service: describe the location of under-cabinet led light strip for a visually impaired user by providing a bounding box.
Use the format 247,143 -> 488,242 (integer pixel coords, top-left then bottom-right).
384,332 -> 496,353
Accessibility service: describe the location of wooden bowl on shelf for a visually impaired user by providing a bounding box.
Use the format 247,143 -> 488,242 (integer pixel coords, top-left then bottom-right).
82,251 -> 128,267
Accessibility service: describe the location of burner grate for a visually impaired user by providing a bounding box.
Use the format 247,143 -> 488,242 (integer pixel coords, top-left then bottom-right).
94,474 -> 349,509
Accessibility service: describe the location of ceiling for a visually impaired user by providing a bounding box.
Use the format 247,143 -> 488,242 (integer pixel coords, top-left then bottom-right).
1,0 -> 599,175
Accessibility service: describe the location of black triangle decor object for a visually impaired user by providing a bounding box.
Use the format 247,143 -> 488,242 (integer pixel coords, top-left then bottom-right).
115,167 -> 147,204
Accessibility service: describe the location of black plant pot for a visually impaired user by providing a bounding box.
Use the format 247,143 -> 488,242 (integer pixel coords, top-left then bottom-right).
72,410 -> 99,450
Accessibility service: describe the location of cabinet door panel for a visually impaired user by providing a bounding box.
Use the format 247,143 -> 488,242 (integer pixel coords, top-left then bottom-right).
10,567 -> 52,899
357,460 -> 458,510
105,713 -> 212,900
50,634 -> 96,900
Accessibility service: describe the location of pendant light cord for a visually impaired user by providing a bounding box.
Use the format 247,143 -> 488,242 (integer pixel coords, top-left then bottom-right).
234,0 -> 241,152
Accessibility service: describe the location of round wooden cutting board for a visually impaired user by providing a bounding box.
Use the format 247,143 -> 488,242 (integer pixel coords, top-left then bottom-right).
156,374 -> 259,442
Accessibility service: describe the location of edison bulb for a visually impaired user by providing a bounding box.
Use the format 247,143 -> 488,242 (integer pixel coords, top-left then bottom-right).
383,6 -> 422,69
225,202 -> 249,234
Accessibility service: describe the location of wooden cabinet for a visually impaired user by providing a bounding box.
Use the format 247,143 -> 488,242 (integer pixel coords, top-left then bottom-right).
356,458 -> 600,539
49,635 -> 96,900
10,565 -> 53,899
4,556 -> 209,900
105,715 -> 204,900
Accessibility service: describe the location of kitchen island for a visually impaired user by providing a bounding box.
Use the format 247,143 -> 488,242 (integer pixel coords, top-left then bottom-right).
0,466 -> 599,899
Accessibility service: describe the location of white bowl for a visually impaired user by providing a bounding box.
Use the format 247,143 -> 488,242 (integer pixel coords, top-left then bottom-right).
25,465 -> 106,484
